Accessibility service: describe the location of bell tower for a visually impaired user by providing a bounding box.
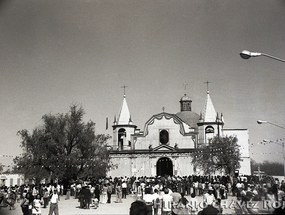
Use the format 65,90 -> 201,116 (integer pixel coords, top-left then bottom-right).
197,83 -> 224,144
112,89 -> 137,151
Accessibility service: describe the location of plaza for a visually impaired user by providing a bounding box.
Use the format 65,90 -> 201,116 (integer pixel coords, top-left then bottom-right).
0,193 -> 274,215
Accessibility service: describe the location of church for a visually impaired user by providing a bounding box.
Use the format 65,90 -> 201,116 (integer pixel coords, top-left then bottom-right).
107,88 -> 251,177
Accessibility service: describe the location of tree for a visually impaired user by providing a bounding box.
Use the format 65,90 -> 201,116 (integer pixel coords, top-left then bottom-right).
191,135 -> 241,183
13,104 -> 112,184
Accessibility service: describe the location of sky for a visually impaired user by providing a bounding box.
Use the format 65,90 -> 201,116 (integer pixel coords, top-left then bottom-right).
1,0 -> 285,169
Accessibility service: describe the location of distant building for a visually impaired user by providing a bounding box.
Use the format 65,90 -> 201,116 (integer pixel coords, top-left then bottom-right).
0,174 -> 24,187
107,89 -> 251,177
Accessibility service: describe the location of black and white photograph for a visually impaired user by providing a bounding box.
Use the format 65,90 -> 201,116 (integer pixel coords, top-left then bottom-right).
1,1 -> 285,215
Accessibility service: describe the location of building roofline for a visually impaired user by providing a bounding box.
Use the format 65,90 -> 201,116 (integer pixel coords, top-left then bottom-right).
112,124 -> 137,129
110,148 -> 195,154
222,128 -> 248,131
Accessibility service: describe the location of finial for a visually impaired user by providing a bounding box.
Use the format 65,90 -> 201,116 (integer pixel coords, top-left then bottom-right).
162,107 -> 165,112
129,115 -> 133,124
113,115 -> 117,124
216,112 -> 219,121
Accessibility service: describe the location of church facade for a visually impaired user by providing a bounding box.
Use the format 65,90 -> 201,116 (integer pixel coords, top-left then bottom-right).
107,90 -> 251,177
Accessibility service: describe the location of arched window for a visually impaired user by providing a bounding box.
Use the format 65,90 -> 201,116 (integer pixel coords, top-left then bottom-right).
205,126 -> 214,134
118,128 -> 126,150
160,130 -> 169,145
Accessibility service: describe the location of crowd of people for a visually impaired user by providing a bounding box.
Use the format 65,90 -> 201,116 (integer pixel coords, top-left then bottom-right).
0,183 -> 61,215
126,174 -> 285,215
0,174 -> 285,214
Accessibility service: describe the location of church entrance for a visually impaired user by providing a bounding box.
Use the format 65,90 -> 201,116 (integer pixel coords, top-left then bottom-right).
156,157 -> 173,176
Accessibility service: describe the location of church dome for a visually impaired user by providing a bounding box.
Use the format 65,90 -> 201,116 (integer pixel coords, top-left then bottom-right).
180,94 -> 191,101
176,111 -> 200,129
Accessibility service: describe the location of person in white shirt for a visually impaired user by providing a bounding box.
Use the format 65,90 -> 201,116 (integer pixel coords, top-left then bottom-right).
194,181 -> 199,196
48,190 -> 59,215
188,193 -> 199,214
203,187 -> 215,206
32,194 -> 42,215
161,188 -> 173,215
170,188 -> 181,209
122,180 -> 127,199
143,187 -> 155,215
152,189 -> 160,215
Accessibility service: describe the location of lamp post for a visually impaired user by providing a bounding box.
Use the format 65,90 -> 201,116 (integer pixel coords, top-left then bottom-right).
240,50 -> 285,63
257,120 -> 285,181
257,120 -> 285,130
241,51 -> 285,180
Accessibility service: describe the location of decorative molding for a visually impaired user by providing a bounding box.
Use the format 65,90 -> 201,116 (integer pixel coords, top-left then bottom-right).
110,151 -> 193,159
152,144 -> 175,151
143,113 -> 187,137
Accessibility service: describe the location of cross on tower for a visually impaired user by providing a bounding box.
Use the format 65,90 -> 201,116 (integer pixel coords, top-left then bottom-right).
121,85 -> 128,95
204,81 -> 211,91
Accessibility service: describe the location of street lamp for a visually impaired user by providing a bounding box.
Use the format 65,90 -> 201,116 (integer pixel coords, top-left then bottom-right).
257,120 -> 285,130
240,50 -> 285,63
257,120 -> 285,181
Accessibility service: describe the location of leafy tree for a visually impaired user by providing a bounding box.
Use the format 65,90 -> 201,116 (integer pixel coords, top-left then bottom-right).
13,105 -> 112,184
191,135 -> 241,184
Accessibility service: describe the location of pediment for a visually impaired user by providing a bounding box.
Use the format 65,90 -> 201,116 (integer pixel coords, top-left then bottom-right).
152,144 -> 175,151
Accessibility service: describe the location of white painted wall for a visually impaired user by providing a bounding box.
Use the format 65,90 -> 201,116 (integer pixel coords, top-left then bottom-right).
0,174 -> 25,187
223,129 -> 251,175
135,116 -> 195,150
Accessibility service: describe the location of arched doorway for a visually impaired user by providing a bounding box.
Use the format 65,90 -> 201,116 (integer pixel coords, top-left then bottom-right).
156,157 -> 173,176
